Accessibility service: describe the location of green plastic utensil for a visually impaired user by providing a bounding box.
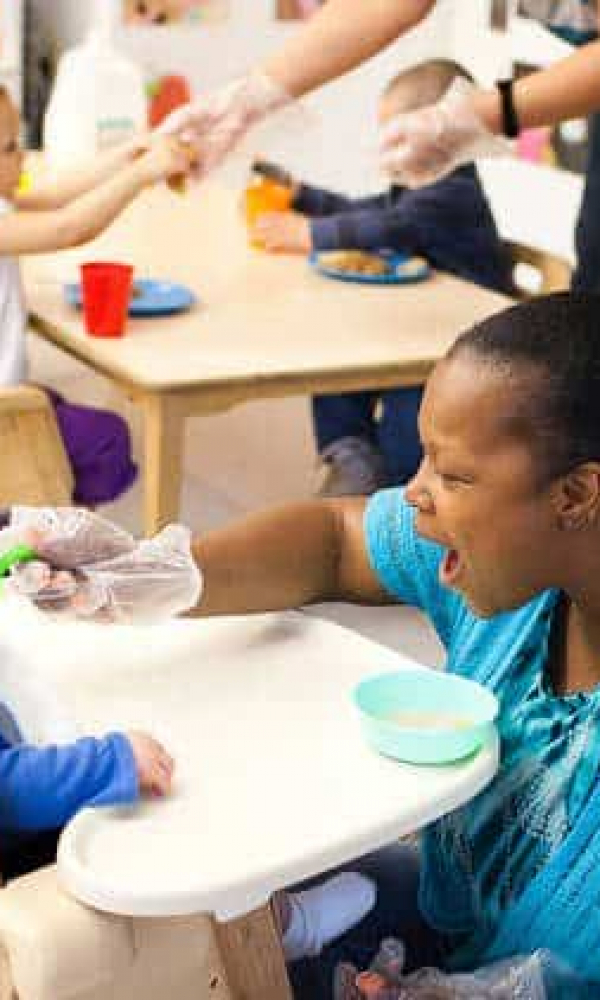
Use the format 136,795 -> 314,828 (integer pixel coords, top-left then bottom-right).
0,544 -> 38,585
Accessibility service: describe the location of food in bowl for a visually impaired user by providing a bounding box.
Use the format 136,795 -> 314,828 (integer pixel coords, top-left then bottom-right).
353,669 -> 498,764
383,711 -> 470,730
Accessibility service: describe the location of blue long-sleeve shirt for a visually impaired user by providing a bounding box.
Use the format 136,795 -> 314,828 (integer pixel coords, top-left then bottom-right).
294,165 -> 513,294
0,729 -> 139,834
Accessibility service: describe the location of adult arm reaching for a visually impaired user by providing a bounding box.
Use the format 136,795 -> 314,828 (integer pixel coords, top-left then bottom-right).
161,0 -> 600,187
0,501 -> 390,623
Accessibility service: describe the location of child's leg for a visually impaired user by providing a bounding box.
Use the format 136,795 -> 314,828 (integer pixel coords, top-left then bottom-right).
49,394 -> 137,506
275,872 -> 377,962
376,387 -> 423,486
312,392 -> 378,452
312,393 -> 388,496
0,828 -> 61,880
288,844 -> 448,1000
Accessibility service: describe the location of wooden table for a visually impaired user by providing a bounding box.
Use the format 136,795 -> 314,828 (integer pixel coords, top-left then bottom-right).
23,184 -> 509,535
9,610 -> 498,1000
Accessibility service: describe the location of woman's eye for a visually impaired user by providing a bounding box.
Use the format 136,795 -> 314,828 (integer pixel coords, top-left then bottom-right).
438,471 -> 465,486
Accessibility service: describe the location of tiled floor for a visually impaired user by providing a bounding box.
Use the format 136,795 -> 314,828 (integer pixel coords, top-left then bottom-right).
28,330 -> 444,667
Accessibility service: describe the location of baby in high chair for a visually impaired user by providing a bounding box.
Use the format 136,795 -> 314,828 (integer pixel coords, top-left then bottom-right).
0,506 -> 376,955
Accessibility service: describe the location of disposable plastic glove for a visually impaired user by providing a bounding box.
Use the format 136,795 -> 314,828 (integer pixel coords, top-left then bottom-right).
379,79 -> 511,189
1,508 -> 202,624
334,938 -> 553,1000
159,70 -> 291,177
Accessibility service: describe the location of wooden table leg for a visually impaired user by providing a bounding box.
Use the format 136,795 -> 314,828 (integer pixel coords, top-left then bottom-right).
214,904 -> 293,1000
141,392 -> 185,536
0,943 -> 14,1000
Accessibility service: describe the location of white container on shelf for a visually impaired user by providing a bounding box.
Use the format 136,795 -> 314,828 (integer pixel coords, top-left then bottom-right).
43,0 -> 147,169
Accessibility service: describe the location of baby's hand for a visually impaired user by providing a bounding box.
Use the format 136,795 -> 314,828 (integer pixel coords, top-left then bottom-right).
127,731 -> 175,797
253,211 -> 311,254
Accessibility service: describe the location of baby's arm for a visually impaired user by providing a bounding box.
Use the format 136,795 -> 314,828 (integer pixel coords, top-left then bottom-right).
0,138 -> 192,256
0,730 -> 174,832
16,137 -> 150,211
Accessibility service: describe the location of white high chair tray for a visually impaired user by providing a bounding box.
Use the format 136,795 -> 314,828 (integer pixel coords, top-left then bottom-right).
28,612 -> 497,919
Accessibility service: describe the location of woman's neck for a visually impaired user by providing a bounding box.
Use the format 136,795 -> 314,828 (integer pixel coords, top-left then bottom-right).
551,597 -> 600,695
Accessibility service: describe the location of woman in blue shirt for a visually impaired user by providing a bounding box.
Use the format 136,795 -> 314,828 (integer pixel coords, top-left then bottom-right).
15,291 -> 600,995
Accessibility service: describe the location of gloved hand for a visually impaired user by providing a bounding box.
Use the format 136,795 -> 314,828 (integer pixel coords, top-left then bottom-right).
158,70 -> 290,178
0,508 -> 202,624
379,79 -> 511,189
333,937 -> 549,1000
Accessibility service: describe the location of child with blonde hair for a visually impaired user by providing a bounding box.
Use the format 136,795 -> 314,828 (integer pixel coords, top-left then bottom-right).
0,84 -> 192,505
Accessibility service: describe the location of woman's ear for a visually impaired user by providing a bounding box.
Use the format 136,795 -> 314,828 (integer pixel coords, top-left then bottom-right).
552,463 -> 600,531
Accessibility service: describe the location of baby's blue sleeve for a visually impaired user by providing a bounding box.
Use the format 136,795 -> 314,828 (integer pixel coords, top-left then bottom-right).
0,733 -> 139,833
364,488 -> 461,647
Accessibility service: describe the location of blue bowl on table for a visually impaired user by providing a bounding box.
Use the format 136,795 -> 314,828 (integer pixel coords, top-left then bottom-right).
353,669 -> 498,764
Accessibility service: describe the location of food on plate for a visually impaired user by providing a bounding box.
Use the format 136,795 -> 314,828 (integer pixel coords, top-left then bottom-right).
317,250 -> 391,276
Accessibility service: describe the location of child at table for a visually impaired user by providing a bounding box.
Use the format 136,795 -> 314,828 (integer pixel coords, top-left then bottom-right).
0,84 -> 193,506
253,60 -> 512,497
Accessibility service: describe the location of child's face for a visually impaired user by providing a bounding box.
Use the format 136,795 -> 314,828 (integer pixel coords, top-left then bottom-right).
0,95 -> 24,200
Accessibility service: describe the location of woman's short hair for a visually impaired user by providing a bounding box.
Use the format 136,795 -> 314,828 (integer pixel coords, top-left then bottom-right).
447,292 -> 600,483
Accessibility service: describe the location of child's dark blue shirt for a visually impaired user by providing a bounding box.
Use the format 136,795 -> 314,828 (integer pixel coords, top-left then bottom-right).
294,165 -> 513,293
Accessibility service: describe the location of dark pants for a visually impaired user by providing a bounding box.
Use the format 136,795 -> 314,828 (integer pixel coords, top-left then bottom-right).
0,828 -> 61,881
572,113 -> 600,292
288,844 -> 450,1000
312,387 -> 423,486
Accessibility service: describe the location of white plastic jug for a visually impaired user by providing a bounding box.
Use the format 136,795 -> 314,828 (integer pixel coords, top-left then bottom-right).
43,2 -> 147,169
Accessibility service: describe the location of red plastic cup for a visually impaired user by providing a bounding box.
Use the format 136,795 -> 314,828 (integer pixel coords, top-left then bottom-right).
80,262 -> 134,337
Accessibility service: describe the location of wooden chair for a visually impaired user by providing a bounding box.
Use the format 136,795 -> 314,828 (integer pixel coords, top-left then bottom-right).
0,385 -> 73,508
506,240 -> 573,298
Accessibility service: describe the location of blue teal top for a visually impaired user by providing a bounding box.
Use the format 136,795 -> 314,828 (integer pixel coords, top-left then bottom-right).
364,488 -> 600,977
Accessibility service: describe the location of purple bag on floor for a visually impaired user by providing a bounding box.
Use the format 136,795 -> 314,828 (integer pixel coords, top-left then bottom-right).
45,388 -> 137,506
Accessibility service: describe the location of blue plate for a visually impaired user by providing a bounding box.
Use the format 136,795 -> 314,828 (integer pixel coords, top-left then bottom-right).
310,250 -> 431,286
64,278 -> 196,317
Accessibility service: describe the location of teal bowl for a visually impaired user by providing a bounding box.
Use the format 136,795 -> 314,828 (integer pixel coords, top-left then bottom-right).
353,669 -> 498,764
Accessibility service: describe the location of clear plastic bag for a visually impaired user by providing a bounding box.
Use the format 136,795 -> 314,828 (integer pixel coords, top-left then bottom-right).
333,939 -> 593,1000
0,507 -> 202,624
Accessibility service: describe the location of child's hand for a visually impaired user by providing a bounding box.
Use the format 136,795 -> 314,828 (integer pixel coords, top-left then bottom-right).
253,211 -> 312,254
138,135 -> 197,187
127,730 -> 175,797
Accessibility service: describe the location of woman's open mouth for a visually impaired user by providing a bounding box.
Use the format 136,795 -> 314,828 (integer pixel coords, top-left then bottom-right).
440,547 -> 464,588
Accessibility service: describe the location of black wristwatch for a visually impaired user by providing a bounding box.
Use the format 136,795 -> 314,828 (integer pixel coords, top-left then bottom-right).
497,78 -> 520,138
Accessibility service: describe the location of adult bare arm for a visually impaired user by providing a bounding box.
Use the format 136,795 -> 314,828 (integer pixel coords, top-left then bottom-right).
381,37 -> 600,186
262,0 -> 435,98
158,0 -> 435,176
192,499 -> 392,617
2,500 -> 392,622
487,37 -> 600,131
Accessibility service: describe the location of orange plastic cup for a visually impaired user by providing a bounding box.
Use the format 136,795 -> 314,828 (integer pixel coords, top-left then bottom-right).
80,262 -> 134,338
244,179 -> 293,248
